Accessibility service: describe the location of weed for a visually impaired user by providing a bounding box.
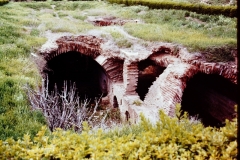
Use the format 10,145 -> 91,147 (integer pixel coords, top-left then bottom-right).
133,100 -> 142,106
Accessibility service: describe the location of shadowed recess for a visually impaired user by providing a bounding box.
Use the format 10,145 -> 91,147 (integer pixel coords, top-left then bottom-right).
181,73 -> 237,127
136,59 -> 166,100
45,51 -> 109,100
113,96 -> 119,108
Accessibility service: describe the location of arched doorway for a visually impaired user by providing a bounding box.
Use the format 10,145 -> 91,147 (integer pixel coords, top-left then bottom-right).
45,51 -> 109,100
136,59 -> 166,100
181,73 -> 237,127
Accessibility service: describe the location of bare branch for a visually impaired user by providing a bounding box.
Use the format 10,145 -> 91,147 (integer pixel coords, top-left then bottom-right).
25,79 -> 106,132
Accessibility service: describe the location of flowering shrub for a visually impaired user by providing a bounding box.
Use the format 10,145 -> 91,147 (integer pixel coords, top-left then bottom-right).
0,106 -> 237,159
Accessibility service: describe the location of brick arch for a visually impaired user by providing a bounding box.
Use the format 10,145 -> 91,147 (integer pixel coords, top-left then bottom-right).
181,71 -> 237,127
148,54 -> 237,112
180,62 -> 237,125
144,60 -> 237,117
39,35 -> 125,83
40,35 -> 103,61
38,35 -> 119,99
144,63 -> 198,115
150,50 -> 237,84
172,63 -> 238,124
95,55 -> 124,83
176,62 -> 237,100
136,58 -> 167,100
195,61 -> 237,84
161,62 -> 238,127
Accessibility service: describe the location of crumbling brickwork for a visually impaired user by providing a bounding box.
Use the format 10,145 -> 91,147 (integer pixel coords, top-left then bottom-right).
38,35 -> 237,126
123,61 -> 138,95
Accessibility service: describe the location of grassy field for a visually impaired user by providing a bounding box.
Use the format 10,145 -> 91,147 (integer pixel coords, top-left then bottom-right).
0,1 -> 237,140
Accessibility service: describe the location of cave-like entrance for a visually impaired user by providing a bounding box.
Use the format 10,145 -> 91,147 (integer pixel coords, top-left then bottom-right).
45,51 -> 109,100
181,73 -> 237,127
136,59 -> 166,100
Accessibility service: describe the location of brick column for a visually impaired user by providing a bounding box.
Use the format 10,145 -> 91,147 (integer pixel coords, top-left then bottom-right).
123,61 -> 138,95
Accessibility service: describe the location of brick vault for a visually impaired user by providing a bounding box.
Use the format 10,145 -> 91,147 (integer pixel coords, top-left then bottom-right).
37,34 -> 237,127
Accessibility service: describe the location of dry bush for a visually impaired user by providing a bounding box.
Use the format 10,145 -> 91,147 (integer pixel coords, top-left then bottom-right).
26,80 -> 108,132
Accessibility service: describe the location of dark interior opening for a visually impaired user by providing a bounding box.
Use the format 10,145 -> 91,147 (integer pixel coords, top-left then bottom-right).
136,59 -> 166,100
181,73 -> 237,127
45,51 -> 109,100
113,96 -> 119,108
125,111 -> 130,121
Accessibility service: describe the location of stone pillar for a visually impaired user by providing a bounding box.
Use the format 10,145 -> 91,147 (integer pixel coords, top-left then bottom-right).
123,61 -> 138,95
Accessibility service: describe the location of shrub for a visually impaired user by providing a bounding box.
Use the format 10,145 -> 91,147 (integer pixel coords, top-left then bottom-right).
107,0 -> 237,17
0,0 -> 8,6
0,105 -> 237,159
26,80 -> 111,132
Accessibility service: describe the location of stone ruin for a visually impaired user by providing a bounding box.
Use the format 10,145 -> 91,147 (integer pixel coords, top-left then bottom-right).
36,17 -> 237,127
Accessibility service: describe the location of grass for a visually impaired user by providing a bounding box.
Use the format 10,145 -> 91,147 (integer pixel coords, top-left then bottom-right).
0,1 -> 237,140
107,28 -> 133,48
0,3 -> 48,140
122,9 -> 236,52
187,0 -> 237,5
0,52 -> 45,140
133,0 -> 237,5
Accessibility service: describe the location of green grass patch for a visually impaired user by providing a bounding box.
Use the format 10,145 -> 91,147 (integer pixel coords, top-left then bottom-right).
45,18 -> 94,33
107,28 -> 133,48
0,3 -> 47,140
52,1 -> 97,11
19,2 -> 51,10
0,74 -> 45,140
124,22 -> 236,53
